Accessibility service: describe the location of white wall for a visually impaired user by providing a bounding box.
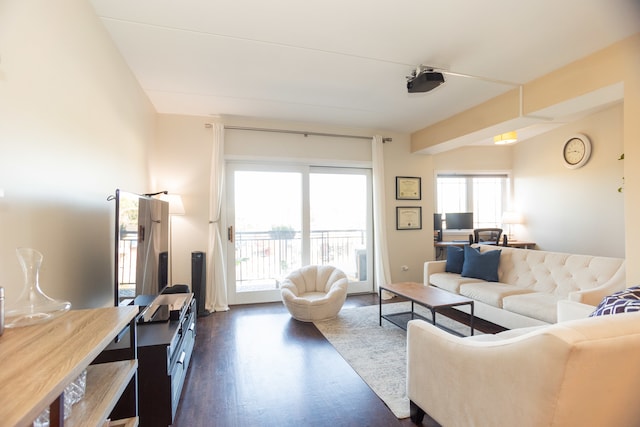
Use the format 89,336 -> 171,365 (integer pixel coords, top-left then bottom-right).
0,0 -> 156,309
513,104 -> 625,257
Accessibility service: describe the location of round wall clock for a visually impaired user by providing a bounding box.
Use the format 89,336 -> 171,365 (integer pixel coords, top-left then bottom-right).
562,133 -> 592,169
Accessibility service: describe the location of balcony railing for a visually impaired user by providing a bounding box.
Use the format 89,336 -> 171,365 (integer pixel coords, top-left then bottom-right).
119,229 -> 368,293
235,229 -> 367,291
117,238 -> 137,296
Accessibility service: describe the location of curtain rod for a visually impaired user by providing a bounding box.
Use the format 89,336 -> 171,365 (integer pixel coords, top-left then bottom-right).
204,123 -> 392,142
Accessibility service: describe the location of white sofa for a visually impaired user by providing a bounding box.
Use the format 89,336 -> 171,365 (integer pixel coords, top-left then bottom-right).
407,309 -> 640,427
424,245 -> 626,329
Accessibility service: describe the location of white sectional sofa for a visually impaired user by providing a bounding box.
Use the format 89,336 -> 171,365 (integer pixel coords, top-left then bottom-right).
424,245 -> 626,329
407,309 -> 640,427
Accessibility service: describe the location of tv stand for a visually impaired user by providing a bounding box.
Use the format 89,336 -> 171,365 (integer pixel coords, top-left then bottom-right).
139,304 -> 170,323
138,293 -> 196,426
102,293 -> 196,427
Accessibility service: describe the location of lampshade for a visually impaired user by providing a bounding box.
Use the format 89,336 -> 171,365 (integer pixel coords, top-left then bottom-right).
494,131 -> 518,145
502,211 -> 523,224
160,194 -> 185,215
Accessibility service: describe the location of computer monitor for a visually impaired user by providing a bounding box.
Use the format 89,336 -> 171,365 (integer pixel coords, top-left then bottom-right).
445,212 -> 473,230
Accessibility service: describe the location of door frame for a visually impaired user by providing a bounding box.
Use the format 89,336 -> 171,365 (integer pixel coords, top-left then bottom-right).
225,161 -> 374,305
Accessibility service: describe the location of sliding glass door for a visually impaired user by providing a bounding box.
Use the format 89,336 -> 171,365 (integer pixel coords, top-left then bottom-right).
226,163 -> 373,304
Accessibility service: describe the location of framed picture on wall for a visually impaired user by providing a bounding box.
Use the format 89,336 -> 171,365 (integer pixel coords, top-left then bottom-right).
396,176 -> 421,200
396,206 -> 422,230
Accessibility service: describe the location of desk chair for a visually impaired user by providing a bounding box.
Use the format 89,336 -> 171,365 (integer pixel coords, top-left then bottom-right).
473,228 -> 503,245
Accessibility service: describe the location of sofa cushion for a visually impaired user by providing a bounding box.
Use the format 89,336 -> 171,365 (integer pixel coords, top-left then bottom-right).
589,286 -> 640,317
430,273 -> 480,294
502,292 -> 560,323
445,245 -> 465,274
477,245 -> 626,298
459,283 -> 536,308
461,245 -> 501,282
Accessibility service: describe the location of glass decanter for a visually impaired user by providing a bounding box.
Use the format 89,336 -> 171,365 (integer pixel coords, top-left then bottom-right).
5,248 -> 71,328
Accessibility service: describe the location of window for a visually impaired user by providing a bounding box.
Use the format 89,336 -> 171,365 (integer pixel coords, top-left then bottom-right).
436,173 -> 509,228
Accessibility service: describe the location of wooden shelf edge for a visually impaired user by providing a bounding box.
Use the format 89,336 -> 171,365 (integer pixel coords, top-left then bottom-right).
107,416 -> 138,427
0,307 -> 139,427
66,360 -> 138,427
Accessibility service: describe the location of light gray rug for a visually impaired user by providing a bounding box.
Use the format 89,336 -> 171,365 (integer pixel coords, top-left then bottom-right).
313,302 -> 475,419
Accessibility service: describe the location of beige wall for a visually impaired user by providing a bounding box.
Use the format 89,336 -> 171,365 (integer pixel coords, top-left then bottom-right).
0,0 -> 156,308
621,36 -> 640,283
152,115 -> 213,286
153,114 -> 434,287
380,131 -> 433,283
158,104 -> 624,290
413,33 -> 640,282
427,104 -> 625,258
1,3 -> 635,311
513,104 -> 624,256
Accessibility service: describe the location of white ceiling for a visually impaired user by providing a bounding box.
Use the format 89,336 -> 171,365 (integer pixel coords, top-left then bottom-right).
89,0 -> 640,138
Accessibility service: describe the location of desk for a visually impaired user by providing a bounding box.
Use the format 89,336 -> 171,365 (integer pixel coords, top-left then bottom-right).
434,240 -> 536,259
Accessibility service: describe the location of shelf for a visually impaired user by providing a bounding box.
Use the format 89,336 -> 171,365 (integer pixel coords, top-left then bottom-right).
0,306 -> 138,427
108,417 -> 138,427
66,360 -> 138,427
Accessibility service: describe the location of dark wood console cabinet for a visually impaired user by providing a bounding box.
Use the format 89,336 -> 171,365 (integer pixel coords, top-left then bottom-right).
102,293 -> 196,427
137,293 -> 197,426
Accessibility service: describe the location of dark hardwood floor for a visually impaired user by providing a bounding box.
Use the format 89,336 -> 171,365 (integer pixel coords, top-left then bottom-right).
173,294 -> 504,427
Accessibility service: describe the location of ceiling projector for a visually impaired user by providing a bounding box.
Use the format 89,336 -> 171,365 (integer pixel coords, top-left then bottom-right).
407,68 -> 445,93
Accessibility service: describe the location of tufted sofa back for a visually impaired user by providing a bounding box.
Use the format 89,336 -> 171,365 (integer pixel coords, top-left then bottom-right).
478,245 -> 626,298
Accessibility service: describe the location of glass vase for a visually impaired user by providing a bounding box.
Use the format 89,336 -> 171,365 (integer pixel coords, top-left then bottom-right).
5,248 -> 71,328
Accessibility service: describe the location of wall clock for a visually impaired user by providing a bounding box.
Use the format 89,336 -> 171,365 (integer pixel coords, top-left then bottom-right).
562,133 -> 592,169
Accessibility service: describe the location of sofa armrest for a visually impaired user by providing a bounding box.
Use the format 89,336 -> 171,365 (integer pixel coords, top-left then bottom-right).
423,260 -> 446,286
407,320 -> 568,427
557,300 -> 595,322
568,264 -> 626,306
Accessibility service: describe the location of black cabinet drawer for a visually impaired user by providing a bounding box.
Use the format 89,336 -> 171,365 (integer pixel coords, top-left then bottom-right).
137,293 -> 196,427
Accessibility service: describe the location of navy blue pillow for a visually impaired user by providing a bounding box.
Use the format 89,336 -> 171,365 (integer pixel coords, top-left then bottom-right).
590,286 -> 640,317
461,246 -> 501,282
445,245 -> 465,274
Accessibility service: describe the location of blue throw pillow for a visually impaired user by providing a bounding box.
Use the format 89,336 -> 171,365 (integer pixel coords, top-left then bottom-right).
461,246 -> 501,282
589,286 -> 640,317
445,245 -> 465,274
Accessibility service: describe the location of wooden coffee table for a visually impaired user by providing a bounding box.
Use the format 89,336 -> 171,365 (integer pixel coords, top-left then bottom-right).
379,282 -> 474,336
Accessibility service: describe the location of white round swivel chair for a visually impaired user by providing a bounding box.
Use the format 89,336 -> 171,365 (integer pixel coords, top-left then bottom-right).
280,265 -> 348,322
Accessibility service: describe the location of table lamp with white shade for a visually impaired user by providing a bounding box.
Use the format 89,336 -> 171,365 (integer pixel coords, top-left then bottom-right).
502,211 -> 523,240
160,193 -> 185,286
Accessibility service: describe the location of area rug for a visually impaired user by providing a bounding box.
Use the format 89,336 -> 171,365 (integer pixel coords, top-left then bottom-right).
313,302 -> 475,419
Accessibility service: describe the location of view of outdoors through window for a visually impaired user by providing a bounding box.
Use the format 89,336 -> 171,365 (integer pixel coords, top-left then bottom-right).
436,174 -> 508,229
232,169 -> 369,293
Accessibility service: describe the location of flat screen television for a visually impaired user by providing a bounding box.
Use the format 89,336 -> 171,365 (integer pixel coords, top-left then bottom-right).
113,189 -> 169,307
445,212 -> 473,230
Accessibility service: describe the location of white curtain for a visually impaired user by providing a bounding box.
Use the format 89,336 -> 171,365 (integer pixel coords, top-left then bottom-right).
206,123 -> 229,312
372,136 -> 392,297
